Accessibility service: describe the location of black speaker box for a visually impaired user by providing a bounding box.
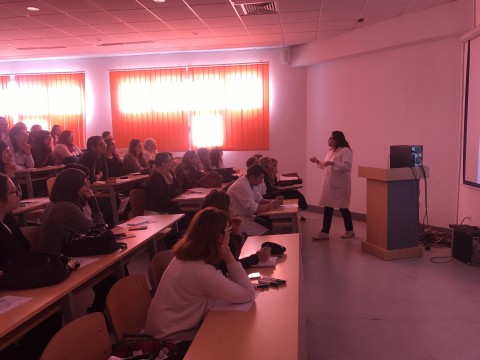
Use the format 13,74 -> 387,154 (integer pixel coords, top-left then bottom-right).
450,224 -> 480,265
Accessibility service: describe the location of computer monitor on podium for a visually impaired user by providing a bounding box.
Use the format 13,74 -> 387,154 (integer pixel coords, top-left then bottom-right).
390,145 -> 423,168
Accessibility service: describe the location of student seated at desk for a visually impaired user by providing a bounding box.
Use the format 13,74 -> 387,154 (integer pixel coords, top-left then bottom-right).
123,138 -> 149,174
144,207 -> 255,351
105,137 -> 126,177
210,147 -> 225,170
30,130 -> 54,168
39,168 -> 116,313
52,130 -> 82,164
227,165 -> 283,236
0,173 -> 61,360
201,189 -> 271,271
143,137 -> 158,163
197,147 -> 211,172
4,125 -> 35,170
77,136 -> 108,184
174,150 -> 222,192
0,140 -> 16,179
259,156 -> 308,210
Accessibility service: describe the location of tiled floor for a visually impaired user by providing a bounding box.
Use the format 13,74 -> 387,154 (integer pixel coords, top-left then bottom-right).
301,211 -> 480,360
74,211 -> 480,360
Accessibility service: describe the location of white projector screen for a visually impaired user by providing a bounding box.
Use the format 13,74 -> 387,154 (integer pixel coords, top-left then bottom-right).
464,36 -> 480,188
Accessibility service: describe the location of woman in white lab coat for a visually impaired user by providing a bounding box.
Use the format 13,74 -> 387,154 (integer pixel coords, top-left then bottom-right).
310,131 -> 354,240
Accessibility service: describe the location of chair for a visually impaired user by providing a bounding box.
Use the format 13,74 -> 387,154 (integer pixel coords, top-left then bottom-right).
46,176 -> 56,196
129,188 -> 146,217
148,250 -> 175,295
40,312 -> 111,360
20,226 -> 42,252
106,273 -> 152,341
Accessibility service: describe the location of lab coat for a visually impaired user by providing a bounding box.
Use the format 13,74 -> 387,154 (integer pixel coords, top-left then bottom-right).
318,147 -> 352,209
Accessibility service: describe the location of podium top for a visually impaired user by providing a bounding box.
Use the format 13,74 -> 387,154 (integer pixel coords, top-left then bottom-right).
358,166 -> 429,181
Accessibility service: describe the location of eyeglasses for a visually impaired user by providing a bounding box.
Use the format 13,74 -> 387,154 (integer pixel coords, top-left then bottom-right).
224,225 -> 232,233
6,185 -> 22,197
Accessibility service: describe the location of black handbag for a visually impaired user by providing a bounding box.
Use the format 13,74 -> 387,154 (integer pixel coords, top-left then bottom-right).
0,253 -> 73,289
62,227 -> 121,257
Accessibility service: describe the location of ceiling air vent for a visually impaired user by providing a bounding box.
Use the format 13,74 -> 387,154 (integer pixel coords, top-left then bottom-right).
233,2 -> 278,16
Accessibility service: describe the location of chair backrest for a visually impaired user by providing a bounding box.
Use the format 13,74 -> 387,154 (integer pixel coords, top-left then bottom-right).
40,312 -> 111,360
129,188 -> 146,217
106,273 -> 152,341
20,226 -> 42,252
148,250 -> 175,295
46,177 -> 56,196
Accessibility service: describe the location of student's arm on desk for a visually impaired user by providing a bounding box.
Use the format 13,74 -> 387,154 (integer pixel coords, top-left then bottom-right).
256,197 -> 283,213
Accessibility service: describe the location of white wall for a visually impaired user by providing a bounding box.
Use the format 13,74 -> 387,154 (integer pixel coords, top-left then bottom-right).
300,0 -> 473,228
0,48 -> 308,178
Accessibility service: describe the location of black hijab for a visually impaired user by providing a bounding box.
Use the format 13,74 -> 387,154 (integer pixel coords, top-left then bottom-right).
50,168 -> 86,204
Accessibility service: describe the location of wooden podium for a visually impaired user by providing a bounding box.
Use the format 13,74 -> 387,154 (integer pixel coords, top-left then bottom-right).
358,166 -> 429,260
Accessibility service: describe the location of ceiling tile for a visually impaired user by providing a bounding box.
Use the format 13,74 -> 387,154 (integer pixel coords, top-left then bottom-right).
241,14 -> 280,26
31,13 -> 86,27
277,0 -> 322,12
90,0 -> 144,11
280,11 -> 320,23
283,31 -> 317,43
250,33 -> 284,43
0,29 -> 41,41
282,22 -> 318,33
184,0 -> 228,5
189,3 -> 236,18
77,34 -> 118,45
24,27 -> 71,38
150,6 -> 197,21
39,36 -> 90,46
164,18 -> 206,30
1,0 -> 62,16
90,23 -> 138,34
70,11 -> 123,25
247,24 -> 282,35
109,9 -> 159,23
322,0 -> 367,10
128,21 -> 171,32
56,25 -> 105,37
202,16 -> 243,28
0,16 -> 47,29
39,0 -> 102,13
210,27 -> 248,36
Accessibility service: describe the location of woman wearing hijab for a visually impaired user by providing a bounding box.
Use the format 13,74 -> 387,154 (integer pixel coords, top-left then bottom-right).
39,168 -> 105,253
39,168 -> 115,313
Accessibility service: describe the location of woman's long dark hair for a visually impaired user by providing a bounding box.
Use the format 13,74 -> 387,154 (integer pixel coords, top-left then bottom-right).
58,130 -> 75,152
0,141 -> 8,174
331,131 -> 351,150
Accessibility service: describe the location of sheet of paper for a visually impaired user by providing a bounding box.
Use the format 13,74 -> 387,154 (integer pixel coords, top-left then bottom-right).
0,296 -> 33,315
280,203 -> 298,208
210,293 -> 258,311
279,175 -> 298,181
251,256 -> 278,268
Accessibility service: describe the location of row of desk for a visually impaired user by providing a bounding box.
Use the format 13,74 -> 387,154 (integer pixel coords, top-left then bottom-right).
0,214 -> 183,351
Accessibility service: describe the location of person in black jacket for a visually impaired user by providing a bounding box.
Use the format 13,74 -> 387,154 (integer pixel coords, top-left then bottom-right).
77,136 -> 108,184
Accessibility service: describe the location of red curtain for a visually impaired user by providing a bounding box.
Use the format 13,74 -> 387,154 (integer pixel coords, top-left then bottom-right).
109,63 -> 269,151
0,73 -> 86,147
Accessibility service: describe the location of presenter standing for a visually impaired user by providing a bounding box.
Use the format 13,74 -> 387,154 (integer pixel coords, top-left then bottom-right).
310,130 -> 354,240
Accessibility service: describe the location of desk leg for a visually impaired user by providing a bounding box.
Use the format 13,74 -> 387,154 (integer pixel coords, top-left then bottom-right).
108,188 -> 119,226
61,293 -> 76,323
25,173 -> 34,198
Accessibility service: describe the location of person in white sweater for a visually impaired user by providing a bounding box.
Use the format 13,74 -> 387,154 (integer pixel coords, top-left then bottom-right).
144,207 -> 255,345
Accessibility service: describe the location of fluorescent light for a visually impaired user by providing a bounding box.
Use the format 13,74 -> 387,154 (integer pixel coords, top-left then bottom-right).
26,6 -> 40,11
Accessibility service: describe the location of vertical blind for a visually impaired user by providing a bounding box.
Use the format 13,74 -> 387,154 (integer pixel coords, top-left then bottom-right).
0,73 -> 86,147
109,63 -> 269,151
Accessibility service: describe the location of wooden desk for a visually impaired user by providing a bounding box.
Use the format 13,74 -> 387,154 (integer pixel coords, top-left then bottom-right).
15,165 -> 64,198
0,214 -> 183,351
90,174 -> 148,225
257,198 -> 301,234
185,233 -> 306,360
172,183 -> 231,212
12,197 -> 50,226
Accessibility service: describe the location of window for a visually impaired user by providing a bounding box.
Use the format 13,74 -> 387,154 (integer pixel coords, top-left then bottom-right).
109,63 -> 269,151
0,73 -> 86,146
